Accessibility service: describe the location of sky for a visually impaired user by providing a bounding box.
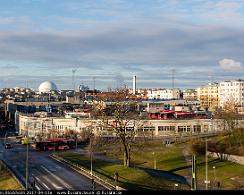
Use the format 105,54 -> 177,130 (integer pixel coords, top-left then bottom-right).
0,0 -> 244,91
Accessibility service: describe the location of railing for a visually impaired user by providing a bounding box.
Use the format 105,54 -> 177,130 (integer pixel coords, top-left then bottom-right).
50,153 -> 126,191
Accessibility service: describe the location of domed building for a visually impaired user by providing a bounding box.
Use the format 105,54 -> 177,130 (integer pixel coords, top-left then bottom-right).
38,81 -> 58,93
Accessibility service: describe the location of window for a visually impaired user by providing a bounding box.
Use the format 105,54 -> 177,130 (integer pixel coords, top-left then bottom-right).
158,126 -> 175,131
193,125 -> 201,132
178,126 -> 191,132
143,127 -> 155,131
126,127 -> 134,131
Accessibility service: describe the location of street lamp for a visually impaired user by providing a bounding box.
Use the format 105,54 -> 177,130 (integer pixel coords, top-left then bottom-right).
152,152 -> 156,170
90,133 -> 93,176
174,183 -> 179,190
26,123 -> 29,190
213,166 -> 216,189
205,137 -> 210,190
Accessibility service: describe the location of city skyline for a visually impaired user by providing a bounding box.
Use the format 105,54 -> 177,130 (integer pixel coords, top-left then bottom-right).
0,0 -> 244,90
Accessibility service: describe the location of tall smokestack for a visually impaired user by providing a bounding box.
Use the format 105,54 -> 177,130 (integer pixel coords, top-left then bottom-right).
133,75 -> 136,95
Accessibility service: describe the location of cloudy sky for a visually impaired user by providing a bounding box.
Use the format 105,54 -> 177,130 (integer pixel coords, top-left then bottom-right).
0,0 -> 244,90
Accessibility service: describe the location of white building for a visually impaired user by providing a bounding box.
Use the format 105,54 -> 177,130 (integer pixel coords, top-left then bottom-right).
219,79 -> 244,108
38,81 -> 58,94
147,89 -> 181,100
17,113 -> 226,139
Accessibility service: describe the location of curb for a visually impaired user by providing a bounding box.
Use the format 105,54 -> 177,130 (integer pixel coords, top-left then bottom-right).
50,153 -> 126,191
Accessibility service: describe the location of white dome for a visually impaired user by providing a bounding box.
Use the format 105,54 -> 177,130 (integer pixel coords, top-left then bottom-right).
38,81 -> 58,93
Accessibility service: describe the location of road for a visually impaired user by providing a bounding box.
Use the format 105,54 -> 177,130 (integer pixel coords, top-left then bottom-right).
0,135 -> 106,190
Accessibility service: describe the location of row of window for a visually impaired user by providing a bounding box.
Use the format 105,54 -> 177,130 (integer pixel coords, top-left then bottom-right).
158,125 -> 202,132
25,123 -> 207,133
220,83 -> 244,86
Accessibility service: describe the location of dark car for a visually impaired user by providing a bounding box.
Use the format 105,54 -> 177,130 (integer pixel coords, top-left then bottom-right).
5,143 -> 11,149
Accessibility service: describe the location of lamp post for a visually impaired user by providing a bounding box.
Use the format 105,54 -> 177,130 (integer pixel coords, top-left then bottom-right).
25,123 -> 29,190
174,183 -> 178,190
4,131 -> 8,147
213,166 -> 216,189
26,140 -> 29,190
205,137 -> 210,190
75,133 -> 78,151
152,152 -> 156,170
90,133 -> 93,176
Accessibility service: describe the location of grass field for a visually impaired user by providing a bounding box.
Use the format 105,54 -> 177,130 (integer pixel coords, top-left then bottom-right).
0,161 -> 23,190
95,139 -> 189,175
93,138 -> 244,190
56,151 -> 190,190
56,137 -> 244,190
194,156 -> 244,190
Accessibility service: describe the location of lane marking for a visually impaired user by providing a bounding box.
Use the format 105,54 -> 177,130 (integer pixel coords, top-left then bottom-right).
41,182 -> 50,190
35,177 -> 41,182
35,185 -> 41,190
41,165 -> 73,190
34,170 -> 62,190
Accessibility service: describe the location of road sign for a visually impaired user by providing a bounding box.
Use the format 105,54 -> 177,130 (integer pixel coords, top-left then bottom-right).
204,180 -> 210,184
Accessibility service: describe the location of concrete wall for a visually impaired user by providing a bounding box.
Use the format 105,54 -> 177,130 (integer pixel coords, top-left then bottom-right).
208,151 -> 244,165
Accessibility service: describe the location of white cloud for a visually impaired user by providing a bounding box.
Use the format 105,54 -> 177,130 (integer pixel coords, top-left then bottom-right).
219,58 -> 242,70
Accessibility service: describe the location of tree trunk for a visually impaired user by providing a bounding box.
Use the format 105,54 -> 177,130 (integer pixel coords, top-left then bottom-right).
123,144 -> 130,167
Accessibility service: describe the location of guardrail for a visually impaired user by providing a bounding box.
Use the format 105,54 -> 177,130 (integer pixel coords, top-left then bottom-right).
50,153 -> 126,191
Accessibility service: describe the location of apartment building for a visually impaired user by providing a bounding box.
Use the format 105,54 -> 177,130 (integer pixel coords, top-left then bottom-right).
197,82 -> 219,111
219,80 -> 244,108
147,89 -> 181,100
182,89 -> 198,100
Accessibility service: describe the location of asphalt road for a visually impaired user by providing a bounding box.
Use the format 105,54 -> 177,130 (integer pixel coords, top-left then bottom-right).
0,136 -> 106,190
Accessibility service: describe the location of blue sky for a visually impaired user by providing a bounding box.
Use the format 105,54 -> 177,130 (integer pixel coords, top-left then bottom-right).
0,0 -> 244,90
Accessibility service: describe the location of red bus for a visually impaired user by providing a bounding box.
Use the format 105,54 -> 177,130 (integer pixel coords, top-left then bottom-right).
34,138 -> 75,151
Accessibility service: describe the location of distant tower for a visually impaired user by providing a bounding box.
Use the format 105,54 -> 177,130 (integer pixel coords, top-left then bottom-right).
72,69 -> 77,91
172,69 -> 175,90
133,75 -> 137,95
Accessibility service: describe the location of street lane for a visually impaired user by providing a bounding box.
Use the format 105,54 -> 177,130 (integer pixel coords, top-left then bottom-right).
0,137 -> 106,190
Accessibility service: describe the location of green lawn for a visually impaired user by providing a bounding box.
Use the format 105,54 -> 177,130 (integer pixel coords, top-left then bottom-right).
0,161 -> 23,190
94,138 -> 244,190
194,156 -> 244,190
95,139 -> 189,176
56,151 -> 189,190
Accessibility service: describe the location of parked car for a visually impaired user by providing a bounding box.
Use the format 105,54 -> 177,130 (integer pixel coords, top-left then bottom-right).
5,143 -> 11,149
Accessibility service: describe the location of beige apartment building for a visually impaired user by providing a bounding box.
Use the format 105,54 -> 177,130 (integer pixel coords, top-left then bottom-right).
197,82 -> 220,111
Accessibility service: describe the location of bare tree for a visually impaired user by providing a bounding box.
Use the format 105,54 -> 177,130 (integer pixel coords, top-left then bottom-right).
94,89 -> 144,167
215,100 -> 239,132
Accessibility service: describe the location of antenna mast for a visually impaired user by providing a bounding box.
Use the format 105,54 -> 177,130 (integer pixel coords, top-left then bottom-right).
172,69 -> 175,90
72,69 -> 77,91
